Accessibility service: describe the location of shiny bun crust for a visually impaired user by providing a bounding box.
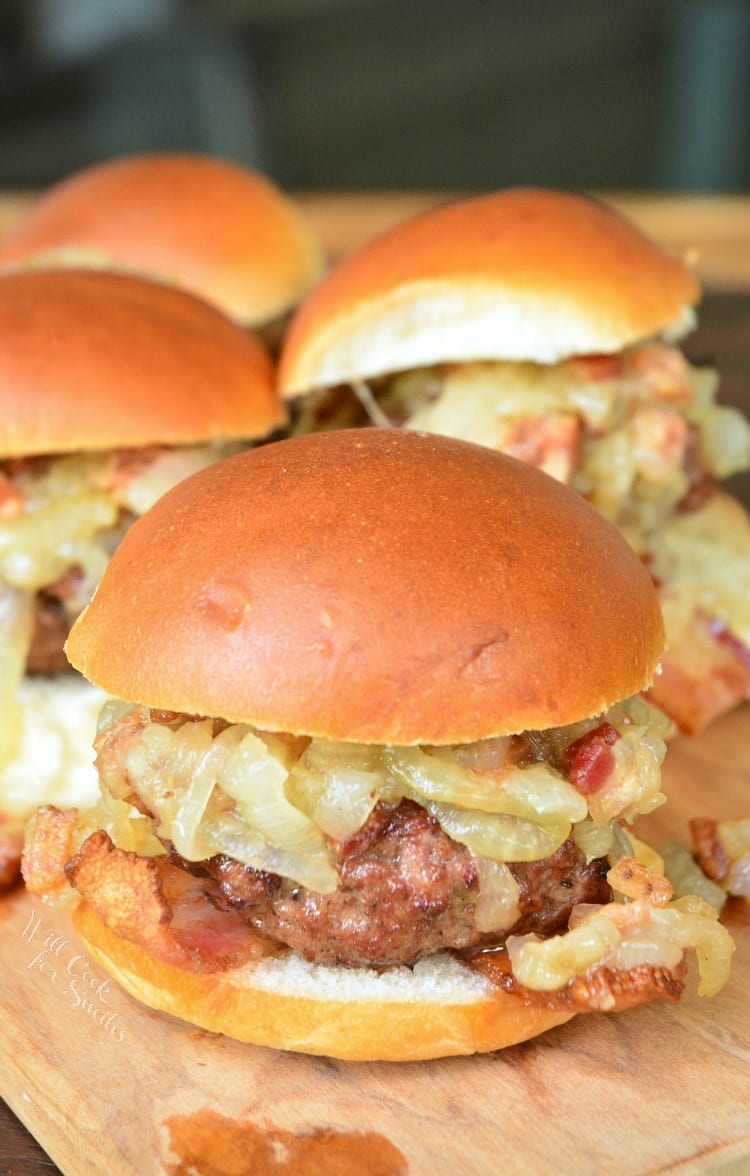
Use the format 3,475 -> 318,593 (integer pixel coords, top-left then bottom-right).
279,188 -> 700,394
0,153 -> 324,327
73,901 -> 573,1061
0,270 -> 283,457
66,430 -> 664,743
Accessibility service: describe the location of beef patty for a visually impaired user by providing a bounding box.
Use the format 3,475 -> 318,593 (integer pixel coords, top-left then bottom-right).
170,799 -> 611,967
27,568 -> 86,676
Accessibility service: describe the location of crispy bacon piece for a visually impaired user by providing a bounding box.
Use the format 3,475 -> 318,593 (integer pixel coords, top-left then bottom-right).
522,961 -> 686,1013
564,722 -> 619,796
607,856 -> 673,907
569,354 -> 625,383
94,706 -> 152,809
570,346 -> 693,403
628,344 -> 693,402
574,960 -> 686,1010
65,831 -> 267,972
689,818 -> 731,884
0,470 -> 24,519
21,806 -> 78,895
708,619 -> 750,672
467,947 -> 686,1012
501,414 -> 581,484
648,615 -> 750,735
102,446 -> 166,495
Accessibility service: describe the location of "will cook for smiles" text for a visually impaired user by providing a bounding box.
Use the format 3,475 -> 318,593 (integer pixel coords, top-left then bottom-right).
22,911 -> 125,1043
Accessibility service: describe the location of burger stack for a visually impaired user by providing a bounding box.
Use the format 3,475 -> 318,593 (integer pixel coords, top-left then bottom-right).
279,189 -> 750,736
0,153 -> 322,886
1,169 -> 743,1061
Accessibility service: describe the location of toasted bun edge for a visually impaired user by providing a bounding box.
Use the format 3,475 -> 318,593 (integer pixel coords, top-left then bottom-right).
72,902 -> 574,1061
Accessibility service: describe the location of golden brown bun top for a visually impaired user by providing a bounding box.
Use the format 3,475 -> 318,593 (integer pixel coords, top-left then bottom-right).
0,270 -> 283,457
279,188 -> 700,394
67,430 -> 664,744
0,153 -> 324,326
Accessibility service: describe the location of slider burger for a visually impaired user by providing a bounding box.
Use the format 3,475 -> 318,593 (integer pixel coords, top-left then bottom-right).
0,152 -> 324,338
24,430 -> 733,1061
278,188 -> 750,734
0,269 -> 280,888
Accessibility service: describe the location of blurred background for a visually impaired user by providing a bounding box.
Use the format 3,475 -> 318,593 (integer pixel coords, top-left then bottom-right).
1,0 -> 749,192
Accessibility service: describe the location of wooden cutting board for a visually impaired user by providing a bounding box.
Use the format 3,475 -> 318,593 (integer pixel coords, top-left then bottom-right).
1,707 -> 749,1176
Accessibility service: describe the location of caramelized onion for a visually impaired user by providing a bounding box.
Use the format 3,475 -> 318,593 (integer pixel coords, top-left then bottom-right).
585,728 -> 666,825
0,487 -> 115,591
391,349 -> 741,554
572,818 -> 616,863
507,889 -> 733,996
507,914 -> 621,991
473,857 -> 521,932
384,748 -> 586,820
614,896 -> 734,997
418,800 -> 570,863
220,733 -> 331,860
122,720 -> 338,892
313,769 -> 380,842
89,695 -> 671,888
660,840 -> 726,913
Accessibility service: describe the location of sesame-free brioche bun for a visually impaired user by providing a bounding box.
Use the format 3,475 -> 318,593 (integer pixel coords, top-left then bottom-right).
0,153 -> 324,327
72,900 -> 573,1061
0,269 -> 283,458
66,430 -> 664,744
279,188 -> 699,395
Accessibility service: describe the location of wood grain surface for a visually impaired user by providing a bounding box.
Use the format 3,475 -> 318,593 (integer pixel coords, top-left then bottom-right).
0,705 -> 748,1176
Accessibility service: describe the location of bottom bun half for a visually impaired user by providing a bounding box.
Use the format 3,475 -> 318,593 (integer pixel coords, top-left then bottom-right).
72,902 -> 574,1061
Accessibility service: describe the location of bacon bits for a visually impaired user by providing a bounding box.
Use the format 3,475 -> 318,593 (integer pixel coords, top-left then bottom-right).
564,723 -> 619,796
21,806 -> 78,894
690,818 -> 731,884
607,855 -> 673,907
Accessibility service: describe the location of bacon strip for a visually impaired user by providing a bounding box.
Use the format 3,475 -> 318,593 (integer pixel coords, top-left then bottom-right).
564,722 -> 619,796
65,831 -> 268,973
21,806 -> 77,895
568,354 -> 625,383
690,818 -> 731,884
501,414 -> 581,484
606,856 -> 673,907
648,615 -> 750,735
94,706 -> 152,809
468,948 -> 686,1013
628,344 -> 693,402
0,471 -> 24,519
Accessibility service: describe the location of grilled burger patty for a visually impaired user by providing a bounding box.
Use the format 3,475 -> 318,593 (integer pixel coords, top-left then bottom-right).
169,799 -> 612,967
27,587 -> 76,675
